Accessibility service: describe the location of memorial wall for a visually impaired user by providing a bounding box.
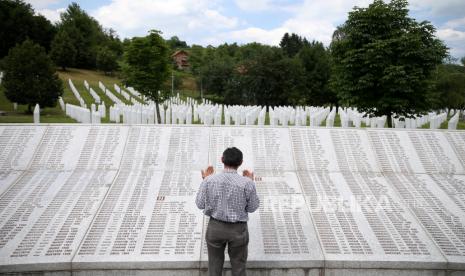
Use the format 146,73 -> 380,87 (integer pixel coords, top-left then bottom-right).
0,124 -> 464,274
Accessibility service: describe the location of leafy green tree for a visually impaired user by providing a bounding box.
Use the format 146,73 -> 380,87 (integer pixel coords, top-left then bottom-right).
96,46 -> 118,75
166,36 -> 188,50
461,56 -> 465,67
104,28 -> 124,57
280,33 -> 308,57
50,30 -> 76,71
297,41 -> 336,106
330,0 -> 447,127
122,30 -> 170,121
1,40 -> 63,112
189,44 -> 206,76
434,64 -> 465,110
58,2 -> 107,68
0,0 -> 56,58
225,46 -> 306,106
199,53 -> 234,98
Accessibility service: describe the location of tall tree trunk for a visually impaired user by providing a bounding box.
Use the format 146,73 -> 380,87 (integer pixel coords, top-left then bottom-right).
387,112 -> 392,128
155,101 -> 161,124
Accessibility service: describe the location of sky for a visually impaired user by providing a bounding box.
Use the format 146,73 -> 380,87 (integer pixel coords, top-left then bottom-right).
26,0 -> 465,60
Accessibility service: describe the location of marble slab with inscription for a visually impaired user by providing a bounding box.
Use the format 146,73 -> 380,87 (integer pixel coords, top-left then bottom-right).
0,125 -> 46,170
297,171 -> 447,269
209,127 -> 295,173
0,170 -> 23,196
73,170 -> 204,269
0,125 -> 464,274
0,170 -> 115,272
444,131 -> 465,168
29,125 -> 128,171
121,126 -> 209,171
368,129 -> 464,174
199,169 -> 323,268
290,128 -> 380,173
384,173 -> 465,269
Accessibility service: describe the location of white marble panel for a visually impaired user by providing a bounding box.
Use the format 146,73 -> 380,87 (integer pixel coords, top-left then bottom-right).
29,126 -> 91,170
384,173 -> 465,269
152,126 -> 210,171
200,195 -> 324,268
0,170 -> 115,272
0,125 -> 46,170
367,130 -> 423,173
73,170 -> 203,269
290,128 -> 339,172
75,125 -> 129,170
406,131 -> 464,174
118,126 -> 171,170
254,171 -> 303,196
297,171 -> 447,269
209,127 -> 295,174
444,131 -> 465,170
367,129 -> 464,174
329,129 -> 380,173
0,170 -> 23,196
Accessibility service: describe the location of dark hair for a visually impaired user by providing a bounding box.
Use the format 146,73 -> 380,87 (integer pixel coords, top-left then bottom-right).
222,147 -> 243,168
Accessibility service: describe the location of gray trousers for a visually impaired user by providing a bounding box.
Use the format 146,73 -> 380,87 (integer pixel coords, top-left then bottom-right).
206,218 -> 249,276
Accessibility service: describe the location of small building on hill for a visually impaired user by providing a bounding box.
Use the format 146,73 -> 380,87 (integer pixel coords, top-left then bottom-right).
172,50 -> 189,70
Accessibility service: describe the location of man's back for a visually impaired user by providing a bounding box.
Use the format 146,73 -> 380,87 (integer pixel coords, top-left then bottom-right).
196,169 -> 260,223
197,147 -> 259,276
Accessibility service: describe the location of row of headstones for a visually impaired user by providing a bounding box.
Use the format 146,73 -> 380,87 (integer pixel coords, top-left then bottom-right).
391,111 -> 461,129
108,97 -> 394,127
113,84 -> 131,101
98,81 -> 123,105
65,103 -> 102,123
83,80 -> 101,104
447,110 -> 461,129
31,103 -> 98,124
68,79 -> 86,108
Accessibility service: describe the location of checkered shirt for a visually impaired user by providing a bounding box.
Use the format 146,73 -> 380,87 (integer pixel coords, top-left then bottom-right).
195,168 -> 260,222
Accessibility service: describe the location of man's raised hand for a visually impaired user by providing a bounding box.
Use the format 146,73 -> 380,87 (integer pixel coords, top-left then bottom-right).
201,166 -> 214,179
243,170 -> 254,180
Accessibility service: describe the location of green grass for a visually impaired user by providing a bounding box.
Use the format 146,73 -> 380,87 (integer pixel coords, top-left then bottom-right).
58,68 -> 136,123
0,85 -> 77,123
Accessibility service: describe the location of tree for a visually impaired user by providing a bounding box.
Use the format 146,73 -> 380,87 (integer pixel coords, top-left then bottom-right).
461,56 -> 465,67
122,30 -> 170,122
330,0 -> 447,127
434,64 -> 465,110
50,30 -> 76,70
200,54 -> 234,100
0,0 -> 56,58
96,46 -> 118,74
58,2 -> 107,68
280,33 -> 307,57
297,41 -> 336,106
1,40 -> 63,112
225,46 -> 306,106
166,36 -> 188,50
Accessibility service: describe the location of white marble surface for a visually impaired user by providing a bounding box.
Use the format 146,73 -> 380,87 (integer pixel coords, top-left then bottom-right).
367,129 -> 464,174
0,125 -> 46,170
0,170 -> 23,196
73,170 -> 203,269
298,171 -> 447,269
0,170 -> 115,272
209,127 -> 295,173
0,125 -> 464,273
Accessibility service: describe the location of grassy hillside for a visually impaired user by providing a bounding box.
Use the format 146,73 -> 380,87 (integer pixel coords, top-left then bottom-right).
0,68 -> 128,123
